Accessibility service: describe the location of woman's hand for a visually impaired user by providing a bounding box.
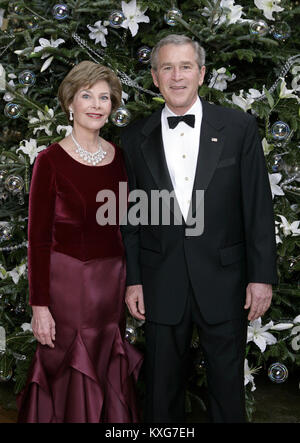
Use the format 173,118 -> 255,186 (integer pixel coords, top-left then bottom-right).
31,306 -> 56,348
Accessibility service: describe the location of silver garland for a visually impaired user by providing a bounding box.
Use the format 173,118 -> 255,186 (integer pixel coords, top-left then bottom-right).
0,241 -> 28,252
72,32 -> 160,97
255,54 -> 300,102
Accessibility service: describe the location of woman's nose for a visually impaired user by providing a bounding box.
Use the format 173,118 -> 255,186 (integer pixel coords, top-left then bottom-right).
91,98 -> 101,108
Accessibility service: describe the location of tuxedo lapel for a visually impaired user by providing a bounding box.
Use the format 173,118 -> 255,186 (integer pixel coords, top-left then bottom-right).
140,110 -> 183,223
188,100 -> 225,220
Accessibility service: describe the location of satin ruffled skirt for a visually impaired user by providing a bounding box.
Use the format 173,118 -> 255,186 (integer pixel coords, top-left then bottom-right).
17,251 -> 143,423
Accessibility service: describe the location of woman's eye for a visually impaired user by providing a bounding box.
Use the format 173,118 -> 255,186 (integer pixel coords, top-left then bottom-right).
82,94 -> 90,99
101,96 -> 109,100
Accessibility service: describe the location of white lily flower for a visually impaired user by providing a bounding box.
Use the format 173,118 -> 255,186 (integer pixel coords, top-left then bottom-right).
244,359 -> 260,391
28,109 -> 54,136
232,88 -> 262,111
17,139 -> 46,164
247,317 -> 277,352
268,173 -> 285,199
294,315 -> 300,324
208,67 -> 236,91
121,0 -> 150,37
0,63 -> 6,91
270,322 -> 294,331
0,264 -> 7,280
262,138 -> 273,156
202,0 -> 248,26
21,323 -> 32,332
232,90 -> 252,111
275,225 -> 282,244
3,78 -> 28,101
57,125 -> 73,137
34,37 -> 65,57
291,325 -> 300,351
33,38 -> 65,72
221,0 -> 245,25
277,215 -> 300,237
0,8 -> 4,28
122,91 -> 129,102
8,263 -> 26,284
254,0 -> 284,21
87,21 -> 108,47
279,77 -> 300,103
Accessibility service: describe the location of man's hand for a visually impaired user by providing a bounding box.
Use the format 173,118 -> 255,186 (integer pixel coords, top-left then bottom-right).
244,283 -> 273,321
31,306 -> 56,348
125,285 -> 146,321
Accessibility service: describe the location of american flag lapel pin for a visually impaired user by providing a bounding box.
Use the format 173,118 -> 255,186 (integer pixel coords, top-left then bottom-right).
211,137 -> 218,142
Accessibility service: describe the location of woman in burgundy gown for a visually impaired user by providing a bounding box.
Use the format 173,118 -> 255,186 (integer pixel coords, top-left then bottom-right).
17,61 -> 142,423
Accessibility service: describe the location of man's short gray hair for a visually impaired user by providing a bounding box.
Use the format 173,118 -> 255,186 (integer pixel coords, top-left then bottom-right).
150,34 -> 206,71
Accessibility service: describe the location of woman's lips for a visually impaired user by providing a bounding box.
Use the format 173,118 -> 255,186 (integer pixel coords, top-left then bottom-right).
86,113 -> 103,118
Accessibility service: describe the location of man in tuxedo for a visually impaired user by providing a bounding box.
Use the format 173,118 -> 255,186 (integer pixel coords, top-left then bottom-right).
120,34 -> 277,423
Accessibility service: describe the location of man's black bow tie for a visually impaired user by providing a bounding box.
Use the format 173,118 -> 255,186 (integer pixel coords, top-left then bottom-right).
167,114 -> 195,129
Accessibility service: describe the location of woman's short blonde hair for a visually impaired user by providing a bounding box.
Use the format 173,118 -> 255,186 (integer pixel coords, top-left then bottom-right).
58,61 -> 122,120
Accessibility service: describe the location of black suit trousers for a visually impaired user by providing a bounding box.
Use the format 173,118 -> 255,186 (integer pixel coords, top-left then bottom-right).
144,285 -> 248,423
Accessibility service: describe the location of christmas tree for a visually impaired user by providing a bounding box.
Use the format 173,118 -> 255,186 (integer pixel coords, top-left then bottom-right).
0,0 -> 299,421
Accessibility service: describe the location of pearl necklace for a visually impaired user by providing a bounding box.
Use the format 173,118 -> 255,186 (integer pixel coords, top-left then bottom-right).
71,132 -> 107,165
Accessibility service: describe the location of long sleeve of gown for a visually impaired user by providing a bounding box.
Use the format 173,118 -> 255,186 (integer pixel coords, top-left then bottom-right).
28,152 -> 56,306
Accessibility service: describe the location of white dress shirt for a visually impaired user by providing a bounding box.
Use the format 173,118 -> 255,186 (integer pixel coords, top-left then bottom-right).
161,97 -> 203,221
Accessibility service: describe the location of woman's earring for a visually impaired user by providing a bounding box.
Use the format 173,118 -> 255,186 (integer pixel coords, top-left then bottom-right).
69,109 -> 73,121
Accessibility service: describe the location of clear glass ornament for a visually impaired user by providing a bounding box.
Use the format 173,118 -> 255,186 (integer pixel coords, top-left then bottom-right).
4,103 -> 21,119
125,326 -> 138,344
268,362 -> 288,383
0,368 -> 13,382
0,224 -> 12,242
137,46 -> 152,64
52,4 -> 70,20
272,154 -> 284,173
15,302 -> 25,314
272,22 -> 291,41
164,8 -> 183,26
4,174 -> 24,193
0,191 -> 8,201
27,15 -> 39,29
108,10 -> 125,28
8,3 -> 23,14
271,121 -> 290,140
111,106 -> 131,127
0,170 -> 8,183
249,20 -> 269,37
18,70 -> 36,87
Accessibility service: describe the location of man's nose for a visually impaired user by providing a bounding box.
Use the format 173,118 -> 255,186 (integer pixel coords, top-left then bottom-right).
171,67 -> 183,81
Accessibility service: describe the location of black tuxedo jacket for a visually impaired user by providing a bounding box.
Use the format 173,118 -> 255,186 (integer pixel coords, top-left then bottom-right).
120,99 -> 278,325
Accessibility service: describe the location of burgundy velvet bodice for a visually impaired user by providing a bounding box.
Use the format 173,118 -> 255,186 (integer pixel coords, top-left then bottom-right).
28,143 -> 127,306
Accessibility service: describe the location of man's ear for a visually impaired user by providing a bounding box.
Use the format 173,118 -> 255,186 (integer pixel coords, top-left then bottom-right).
151,69 -> 159,88
199,65 -> 206,86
